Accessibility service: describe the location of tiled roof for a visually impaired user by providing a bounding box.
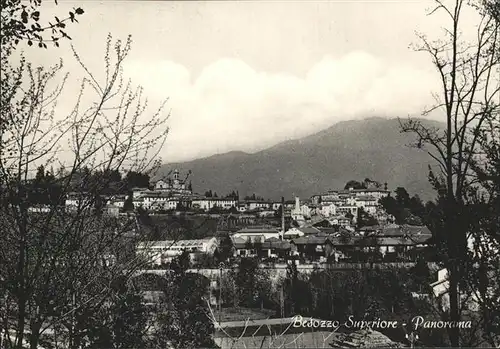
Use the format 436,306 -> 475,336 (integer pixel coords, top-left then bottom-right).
297,226 -> 321,235
235,227 -> 279,234
260,239 -> 291,250
379,224 -> 432,237
231,236 -> 247,246
317,228 -> 337,234
292,236 -> 331,245
359,225 -> 382,231
328,235 -> 431,246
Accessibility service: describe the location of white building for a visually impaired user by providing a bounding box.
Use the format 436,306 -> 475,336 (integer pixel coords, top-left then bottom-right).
315,188 -> 389,205
137,237 -> 218,266
283,226 -> 321,239
191,197 -> 237,211
336,205 -> 358,217
245,200 -> 271,211
107,194 -> 127,208
271,202 -> 282,211
354,195 -> 378,215
320,203 -> 337,217
65,193 -> 92,210
232,227 -> 281,242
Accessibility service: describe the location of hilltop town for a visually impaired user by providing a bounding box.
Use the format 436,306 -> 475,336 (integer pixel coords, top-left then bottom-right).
59,169 -> 435,266
3,0 -> 499,347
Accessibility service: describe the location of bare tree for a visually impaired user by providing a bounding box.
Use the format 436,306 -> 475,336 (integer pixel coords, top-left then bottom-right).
400,0 -> 500,346
0,34 -> 169,349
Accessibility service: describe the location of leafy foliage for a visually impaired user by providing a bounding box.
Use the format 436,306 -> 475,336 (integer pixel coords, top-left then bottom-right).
1,0 -> 84,50
357,207 -> 379,227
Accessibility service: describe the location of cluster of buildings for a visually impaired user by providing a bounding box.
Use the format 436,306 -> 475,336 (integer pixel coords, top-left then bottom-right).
114,173 -> 392,230
64,170 -> 394,235
137,223 -> 433,267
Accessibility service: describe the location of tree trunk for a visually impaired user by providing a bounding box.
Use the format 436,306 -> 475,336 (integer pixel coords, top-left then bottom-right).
446,202 -> 462,347
15,204 -> 28,349
29,320 -> 41,349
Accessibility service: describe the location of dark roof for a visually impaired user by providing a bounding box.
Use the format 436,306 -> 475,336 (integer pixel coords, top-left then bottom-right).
379,224 -> 432,237
235,227 -> 279,234
260,239 -> 291,250
231,236 -> 290,250
290,233 -> 432,247
359,225 -> 382,231
292,236 -> 331,245
329,235 -> 432,246
297,226 -> 321,235
358,224 -> 432,237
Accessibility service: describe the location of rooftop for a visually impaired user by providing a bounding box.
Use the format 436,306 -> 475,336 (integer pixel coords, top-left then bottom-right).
137,237 -> 215,249
235,227 -> 280,235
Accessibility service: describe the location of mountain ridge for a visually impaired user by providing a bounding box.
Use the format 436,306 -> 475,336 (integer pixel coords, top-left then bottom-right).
159,117 -> 443,201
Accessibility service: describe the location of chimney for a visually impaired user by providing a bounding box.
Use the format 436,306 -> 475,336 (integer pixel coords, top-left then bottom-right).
281,196 -> 285,240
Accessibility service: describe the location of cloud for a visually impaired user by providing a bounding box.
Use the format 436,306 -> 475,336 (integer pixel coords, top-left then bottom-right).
122,51 -> 439,163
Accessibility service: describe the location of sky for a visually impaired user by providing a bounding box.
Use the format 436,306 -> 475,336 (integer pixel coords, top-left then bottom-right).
23,0 -> 481,163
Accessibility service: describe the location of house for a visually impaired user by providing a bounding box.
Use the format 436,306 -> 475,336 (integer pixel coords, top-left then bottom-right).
283,200 -> 296,210
290,236 -> 335,262
354,195 -> 378,215
65,192 -> 93,211
350,188 -> 390,201
236,214 -> 257,226
107,194 -> 127,208
136,237 -> 218,266
271,202 -> 282,211
28,205 -> 51,213
232,236 -> 253,257
358,224 -> 432,238
238,203 -> 248,212
430,268 -> 450,310
315,215 -> 352,227
284,226 -> 321,239
231,236 -> 291,258
260,238 -> 291,258
105,204 -> 120,217
379,224 -> 432,238
232,227 -> 281,242
257,210 -> 276,218
192,197 -> 238,211
245,200 -> 271,212
336,205 -> 358,219
327,233 -> 432,261
132,197 -> 146,209
429,268 -> 479,312
320,203 -> 337,217
315,189 -> 390,205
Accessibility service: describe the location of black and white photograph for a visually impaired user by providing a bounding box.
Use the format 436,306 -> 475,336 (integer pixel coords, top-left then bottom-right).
1,0 -> 499,348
